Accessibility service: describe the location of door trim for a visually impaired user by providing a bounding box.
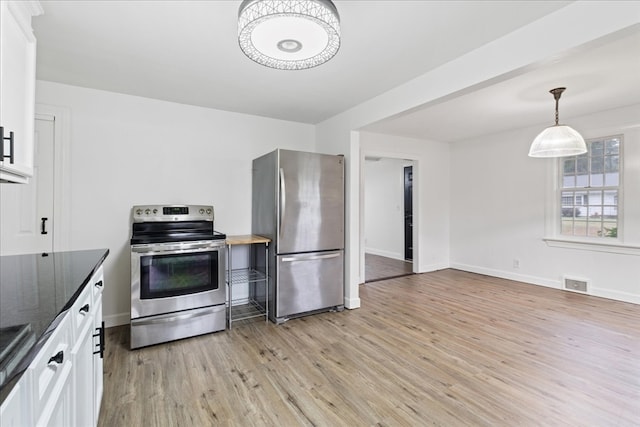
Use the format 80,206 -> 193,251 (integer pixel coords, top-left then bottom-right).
35,104 -> 71,253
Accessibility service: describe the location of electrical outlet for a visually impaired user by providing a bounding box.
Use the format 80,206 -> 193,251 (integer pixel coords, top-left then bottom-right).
513,259 -> 520,269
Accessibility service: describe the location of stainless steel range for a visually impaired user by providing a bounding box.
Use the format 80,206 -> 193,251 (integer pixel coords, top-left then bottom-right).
130,205 -> 226,349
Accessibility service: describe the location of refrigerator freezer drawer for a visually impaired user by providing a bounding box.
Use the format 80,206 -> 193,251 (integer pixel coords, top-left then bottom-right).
275,250 -> 344,320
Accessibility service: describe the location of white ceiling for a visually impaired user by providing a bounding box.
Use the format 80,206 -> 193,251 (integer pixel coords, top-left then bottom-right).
32,1 -> 640,141
363,27 -> 640,142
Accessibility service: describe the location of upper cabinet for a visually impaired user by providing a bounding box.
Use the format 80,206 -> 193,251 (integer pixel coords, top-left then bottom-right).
0,0 -> 43,183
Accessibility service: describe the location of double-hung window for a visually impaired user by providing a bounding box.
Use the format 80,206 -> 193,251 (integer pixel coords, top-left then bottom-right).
560,135 -> 622,238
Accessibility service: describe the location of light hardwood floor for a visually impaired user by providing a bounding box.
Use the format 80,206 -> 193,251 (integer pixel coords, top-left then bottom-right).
99,269 -> 640,426
365,253 -> 413,282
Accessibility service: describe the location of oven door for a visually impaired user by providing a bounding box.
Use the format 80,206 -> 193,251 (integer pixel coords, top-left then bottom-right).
130,240 -> 226,319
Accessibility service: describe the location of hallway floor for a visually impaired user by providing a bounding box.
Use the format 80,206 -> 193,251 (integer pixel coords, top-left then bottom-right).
365,253 -> 413,282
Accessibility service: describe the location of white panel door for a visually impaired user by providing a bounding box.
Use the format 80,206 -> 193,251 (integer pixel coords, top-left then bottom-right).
0,117 -> 54,255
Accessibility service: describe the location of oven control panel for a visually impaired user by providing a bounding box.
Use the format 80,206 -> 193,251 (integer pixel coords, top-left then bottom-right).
132,205 -> 214,222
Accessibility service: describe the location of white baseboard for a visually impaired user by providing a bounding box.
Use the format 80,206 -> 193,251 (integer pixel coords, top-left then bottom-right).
450,262 -> 639,305
590,287 -> 640,304
104,312 -> 130,328
418,262 -> 450,274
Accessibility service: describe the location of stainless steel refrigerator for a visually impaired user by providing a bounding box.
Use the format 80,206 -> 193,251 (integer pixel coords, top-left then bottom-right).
252,149 -> 344,323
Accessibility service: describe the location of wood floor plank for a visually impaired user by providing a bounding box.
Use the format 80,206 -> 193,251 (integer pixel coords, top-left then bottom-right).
98,269 -> 640,426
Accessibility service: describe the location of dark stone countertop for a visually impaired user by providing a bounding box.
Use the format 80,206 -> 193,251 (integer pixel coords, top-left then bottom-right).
0,248 -> 109,402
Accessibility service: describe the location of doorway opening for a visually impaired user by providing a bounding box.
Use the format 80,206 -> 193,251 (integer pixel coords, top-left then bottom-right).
363,157 -> 415,283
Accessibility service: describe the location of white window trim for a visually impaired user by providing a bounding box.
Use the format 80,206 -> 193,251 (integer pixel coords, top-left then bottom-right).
544,134 -> 639,255
543,237 -> 640,255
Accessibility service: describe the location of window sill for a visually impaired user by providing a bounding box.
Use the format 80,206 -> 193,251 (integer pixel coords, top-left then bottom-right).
543,237 -> 640,255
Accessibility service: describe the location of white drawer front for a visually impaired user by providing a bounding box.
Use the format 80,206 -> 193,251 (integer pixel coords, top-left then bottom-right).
91,266 -> 105,304
71,282 -> 93,340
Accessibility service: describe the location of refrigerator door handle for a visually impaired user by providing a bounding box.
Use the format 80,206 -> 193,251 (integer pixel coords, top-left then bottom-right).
279,167 -> 286,235
282,253 -> 341,262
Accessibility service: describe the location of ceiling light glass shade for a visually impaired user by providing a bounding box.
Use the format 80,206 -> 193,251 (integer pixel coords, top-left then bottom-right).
528,124 -> 587,157
529,87 -> 587,158
238,0 -> 340,70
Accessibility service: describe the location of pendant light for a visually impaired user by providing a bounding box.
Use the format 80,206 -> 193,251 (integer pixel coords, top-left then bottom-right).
238,0 -> 340,70
528,87 -> 587,158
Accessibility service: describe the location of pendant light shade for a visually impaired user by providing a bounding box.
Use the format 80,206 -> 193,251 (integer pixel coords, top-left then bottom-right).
238,0 -> 340,70
528,87 -> 587,158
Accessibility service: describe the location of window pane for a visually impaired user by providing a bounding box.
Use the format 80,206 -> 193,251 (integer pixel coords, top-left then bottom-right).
561,218 -> 574,235
587,221 -> 604,237
590,140 -> 604,156
590,173 -> 604,187
605,172 -> 619,186
605,155 -> 619,172
576,174 -> 588,187
562,175 -> 576,188
588,190 -> 602,205
588,206 -> 601,218
604,190 -> 618,207
573,219 -> 587,236
563,158 -> 575,174
605,138 -> 620,155
576,156 -> 588,174
591,156 -> 604,173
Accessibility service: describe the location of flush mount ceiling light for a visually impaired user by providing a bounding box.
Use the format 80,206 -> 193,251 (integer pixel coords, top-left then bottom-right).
528,87 -> 587,158
238,0 -> 340,70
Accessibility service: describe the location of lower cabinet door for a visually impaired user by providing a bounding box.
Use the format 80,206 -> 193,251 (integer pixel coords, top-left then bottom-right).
93,294 -> 104,423
0,383 -> 24,427
72,321 -> 94,427
35,360 -> 73,427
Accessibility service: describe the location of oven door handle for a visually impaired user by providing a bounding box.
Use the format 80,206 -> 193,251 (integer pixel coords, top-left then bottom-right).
131,241 -> 223,254
131,306 -> 224,326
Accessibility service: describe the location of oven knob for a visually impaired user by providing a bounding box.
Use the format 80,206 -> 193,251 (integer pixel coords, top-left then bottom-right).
206,209 -> 212,215
199,209 -> 205,214
136,209 -> 142,215
145,209 -> 150,214
153,208 -> 158,214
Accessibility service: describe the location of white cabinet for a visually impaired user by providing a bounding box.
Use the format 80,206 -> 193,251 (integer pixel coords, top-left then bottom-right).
71,265 -> 105,427
0,383 -> 24,427
0,264 -> 105,427
0,0 -> 43,183
92,270 -> 104,422
71,283 -> 94,427
29,315 -> 73,427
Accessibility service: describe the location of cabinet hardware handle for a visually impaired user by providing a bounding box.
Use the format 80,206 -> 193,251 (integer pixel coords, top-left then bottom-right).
80,303 -> 90,313
48,350 -> 64,365
41,218 -> 48,235
94,280 -> 103,288
0,126 -> 15,164
93,321 -> 105,359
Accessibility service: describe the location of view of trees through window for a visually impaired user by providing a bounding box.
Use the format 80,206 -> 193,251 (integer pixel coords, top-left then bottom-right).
560,136 -> 621,238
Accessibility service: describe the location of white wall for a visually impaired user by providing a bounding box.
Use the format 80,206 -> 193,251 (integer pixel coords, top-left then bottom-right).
364,158 -> 409,260
450,104 -> 640,304
34,80 -> 315,326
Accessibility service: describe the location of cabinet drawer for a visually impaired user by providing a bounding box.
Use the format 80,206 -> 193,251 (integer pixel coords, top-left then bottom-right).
27,314 -> 72,421
71,281 -> 93,339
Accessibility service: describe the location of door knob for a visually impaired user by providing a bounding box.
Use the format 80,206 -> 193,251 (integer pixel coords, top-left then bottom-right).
41,218 -> 48,235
